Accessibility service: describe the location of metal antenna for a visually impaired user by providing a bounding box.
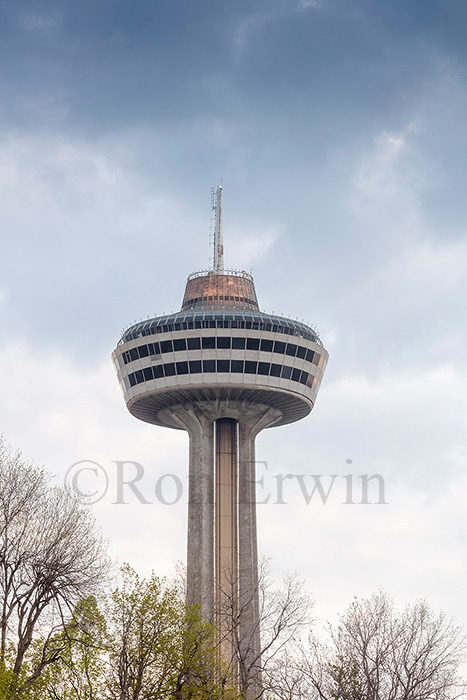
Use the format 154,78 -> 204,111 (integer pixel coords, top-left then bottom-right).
212,184 -> 224,274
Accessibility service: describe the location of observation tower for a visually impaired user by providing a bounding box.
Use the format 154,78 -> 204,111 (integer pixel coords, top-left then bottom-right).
112,186 -> 328,694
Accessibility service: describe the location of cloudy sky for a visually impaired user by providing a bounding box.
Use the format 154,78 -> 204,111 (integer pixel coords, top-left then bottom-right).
1,0 -> 466,630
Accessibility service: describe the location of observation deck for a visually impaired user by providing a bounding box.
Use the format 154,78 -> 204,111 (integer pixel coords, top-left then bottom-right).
112,270 -> 328,430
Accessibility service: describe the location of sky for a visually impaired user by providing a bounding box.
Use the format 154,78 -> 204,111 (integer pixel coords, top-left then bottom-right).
0,0 -> 466,633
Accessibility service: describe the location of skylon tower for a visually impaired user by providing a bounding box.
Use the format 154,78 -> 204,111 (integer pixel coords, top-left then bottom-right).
112,186 -> 328,694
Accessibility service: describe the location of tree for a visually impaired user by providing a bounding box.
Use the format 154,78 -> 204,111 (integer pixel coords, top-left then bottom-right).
219,558 -> 313,700
0,437 -> 109,695
105,564 -> 237,700
298,591 -> 467,700
105,564 -> 181,699
5,562 -> 239,699
31,596 -> 108,700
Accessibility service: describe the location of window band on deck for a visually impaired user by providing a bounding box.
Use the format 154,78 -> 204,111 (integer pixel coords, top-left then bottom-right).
127,360 -> 316,389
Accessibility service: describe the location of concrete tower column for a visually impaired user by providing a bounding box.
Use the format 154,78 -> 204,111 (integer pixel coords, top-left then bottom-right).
215,418 -> 239,669
165,405 -> 215,620
237,407 -> 281,695
215,418 -> 238,606
163,401 -> 281,695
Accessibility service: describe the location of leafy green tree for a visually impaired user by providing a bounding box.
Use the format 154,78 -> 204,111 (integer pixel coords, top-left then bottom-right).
31,596 -> 108,700
105,564 -> 237,700
0,664 -> 20,700
105,564 -> 179,699
169,603 -> 237,700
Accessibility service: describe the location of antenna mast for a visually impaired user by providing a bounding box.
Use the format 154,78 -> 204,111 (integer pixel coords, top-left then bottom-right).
212,184 -> 224,274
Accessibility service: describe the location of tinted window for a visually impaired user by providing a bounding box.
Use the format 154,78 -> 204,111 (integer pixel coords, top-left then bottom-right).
173,338 -> 187,352
270,363 -> 282,377
160,340 -> 173,353
129,348 -> 139,362
217,337 -> 231,349
245,361 -> 257,374
299,371 -> 308,385
202,337 -> 215,349
305,349 -> 314,363
232,337 -> 246,349
260,339 -> 273,352
187,337 -> 201,350
189,360 -> 202,374
296,346 -> 306,359
138,345 -> 149,358
217,359 -> 230,372
176,361 -> 189,375
258,362 -> 269,375
286,344 -> 297,357
292,368 -> 301,382
274,341 -> 286,354
143,367 -> 153,381
231,360 -> 244,373
154,365 -> 164,379
281,366 -> 292,379
164,363 -> 176,377
134,370 -> 144,384
246,338 -> 260,351
203,360 -> 215,372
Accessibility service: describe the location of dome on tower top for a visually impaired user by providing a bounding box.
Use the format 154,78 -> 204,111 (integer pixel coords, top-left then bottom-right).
181,269 -> 259,312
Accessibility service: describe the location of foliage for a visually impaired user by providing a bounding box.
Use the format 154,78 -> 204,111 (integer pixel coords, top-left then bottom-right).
0,664 -> 20,700
105,564 -> 236,700
31,596 -> 108,700
29,565 -> 238,700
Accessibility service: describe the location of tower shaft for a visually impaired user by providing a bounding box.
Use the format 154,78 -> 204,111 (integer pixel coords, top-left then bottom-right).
215,418 -> 238,630
162,402 -> 281,697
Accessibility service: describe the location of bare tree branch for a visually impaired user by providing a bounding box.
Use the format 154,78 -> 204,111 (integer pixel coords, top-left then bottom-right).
0,437 -> 110,692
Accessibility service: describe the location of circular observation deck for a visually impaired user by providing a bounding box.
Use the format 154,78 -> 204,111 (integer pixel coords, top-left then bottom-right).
112,272 -> 328,430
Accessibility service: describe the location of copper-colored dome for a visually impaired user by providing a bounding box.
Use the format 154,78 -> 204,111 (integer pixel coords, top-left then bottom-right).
181,270 -> 259,311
